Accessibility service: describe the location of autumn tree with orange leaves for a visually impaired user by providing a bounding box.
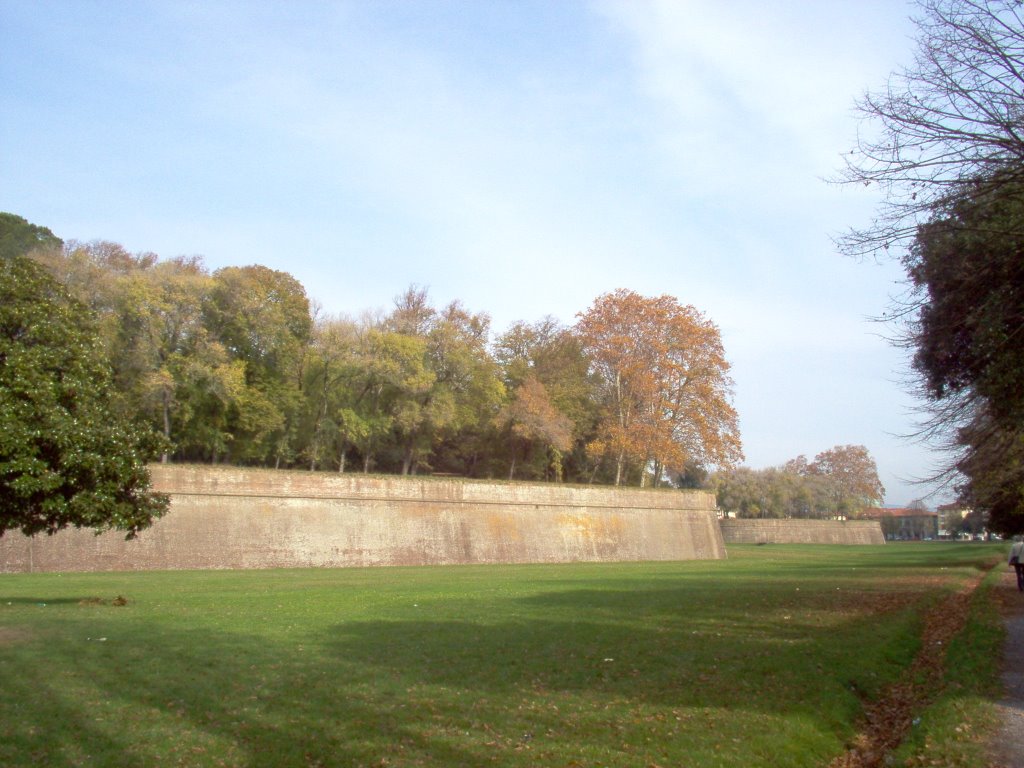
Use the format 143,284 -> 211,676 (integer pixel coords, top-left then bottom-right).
575,289 -> 742,487
496,375 -> 573,480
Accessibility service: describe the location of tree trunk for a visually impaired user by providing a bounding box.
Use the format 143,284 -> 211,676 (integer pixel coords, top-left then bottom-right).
161,393 -> 171,464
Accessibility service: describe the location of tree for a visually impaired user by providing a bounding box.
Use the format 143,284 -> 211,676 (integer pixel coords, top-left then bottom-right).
955,408 -> 1024,533
494,317 -> 598,482
0,212 -> 62,260
403,299 -> 505,476
0,256 -> 168,537
713,446 -> 884,519
713,467 -> 776,518
350,328 -> 435,474
496,376 -> 573,480
133,258 -> 218,461
299,315 -> 363,472
840,0 -> 1024,529
85,255 -> 217,462
205,265 -> 313,465
909,182 -> 1024,531
839,0 -> 1024,257
807,445 -> 886,516
575,289 -> 742,486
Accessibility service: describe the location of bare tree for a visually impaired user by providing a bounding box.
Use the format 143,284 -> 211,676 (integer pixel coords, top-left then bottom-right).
838,0 -> 1024,257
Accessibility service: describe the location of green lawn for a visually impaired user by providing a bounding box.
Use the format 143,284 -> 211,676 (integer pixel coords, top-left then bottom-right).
0,543 -> 1006,768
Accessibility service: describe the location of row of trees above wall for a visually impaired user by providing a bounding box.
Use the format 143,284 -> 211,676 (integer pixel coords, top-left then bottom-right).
3,215 -> 743,487
712,445 -> 887,519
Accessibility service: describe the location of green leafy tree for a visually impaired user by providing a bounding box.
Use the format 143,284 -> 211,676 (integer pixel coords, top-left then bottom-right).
714,446 -> 884,519
298,315 -> 369,472
494,317 -> 598,481
354,328 -> 434,473
421,301 -> 505,476
84,255 -> 217,461
0,256 -> 168,537
378,290 -> 504,476
171,350 -> 246,463
714,467 -> 774,518
0,212 -> 62,260
909,181 -> 1024,532
205,265 -> 312,465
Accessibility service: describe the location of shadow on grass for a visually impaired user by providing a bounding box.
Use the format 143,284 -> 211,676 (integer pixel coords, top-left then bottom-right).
0,579 -> 946,768
2,622 -> 495,768
1,597 -> 106,605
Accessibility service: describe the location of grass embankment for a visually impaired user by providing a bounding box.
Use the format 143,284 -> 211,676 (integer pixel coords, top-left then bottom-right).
0,543 -> 1004,767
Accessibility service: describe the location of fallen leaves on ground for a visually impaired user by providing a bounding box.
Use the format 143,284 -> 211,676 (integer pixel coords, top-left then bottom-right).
827,575 -> 983,768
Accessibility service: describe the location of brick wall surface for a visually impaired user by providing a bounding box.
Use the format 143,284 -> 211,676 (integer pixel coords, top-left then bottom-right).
718,518 -> 886,545
0,465 -> 726,572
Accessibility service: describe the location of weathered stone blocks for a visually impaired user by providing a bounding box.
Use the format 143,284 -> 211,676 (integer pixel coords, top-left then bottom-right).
0,465 -> 727,572
718,518 -> 885,545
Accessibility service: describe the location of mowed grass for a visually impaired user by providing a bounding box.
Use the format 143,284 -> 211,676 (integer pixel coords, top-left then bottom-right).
0,543 -> 1005,768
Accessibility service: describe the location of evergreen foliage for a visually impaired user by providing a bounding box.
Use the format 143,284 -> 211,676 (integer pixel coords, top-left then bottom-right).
910,181 -> 1024,532
841,0 -> 1024,529
0,255 -> 168,537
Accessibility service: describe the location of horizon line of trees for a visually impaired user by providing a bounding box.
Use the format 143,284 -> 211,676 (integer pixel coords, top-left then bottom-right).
2,213 -> 746,489
711,445 -> 886,519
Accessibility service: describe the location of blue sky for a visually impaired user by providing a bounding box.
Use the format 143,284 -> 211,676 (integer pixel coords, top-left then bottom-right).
1,0 -> 941,504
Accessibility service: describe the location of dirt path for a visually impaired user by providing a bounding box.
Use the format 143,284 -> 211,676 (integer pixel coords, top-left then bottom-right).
987,568 -> 1024,768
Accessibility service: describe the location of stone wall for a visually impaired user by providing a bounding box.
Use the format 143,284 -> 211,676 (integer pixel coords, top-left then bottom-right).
0,465 -> 726,572
718,518 -> 885,545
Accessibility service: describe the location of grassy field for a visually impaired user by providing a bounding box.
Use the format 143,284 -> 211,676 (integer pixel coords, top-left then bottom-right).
0,543 -> 1007,768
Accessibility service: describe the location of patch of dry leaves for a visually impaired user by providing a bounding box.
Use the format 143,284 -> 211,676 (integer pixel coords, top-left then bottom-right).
827,575 -> 984,768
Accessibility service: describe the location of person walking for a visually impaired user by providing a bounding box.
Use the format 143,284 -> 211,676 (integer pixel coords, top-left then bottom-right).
1010,537 -> 1024,592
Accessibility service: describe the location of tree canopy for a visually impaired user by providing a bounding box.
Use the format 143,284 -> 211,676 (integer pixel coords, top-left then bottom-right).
576,290 -> 742,486
910,181 -> 1024,531
0,212 -> 61,261
0,254 -> 168,537
713,446 -> 885,519
0,213 -> 778,491
839,0 -> 1024,256
841,0 -> 1024,530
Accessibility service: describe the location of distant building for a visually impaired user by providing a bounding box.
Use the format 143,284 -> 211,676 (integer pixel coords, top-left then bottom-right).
936,503 -> 970,538
860,507 -> 939,540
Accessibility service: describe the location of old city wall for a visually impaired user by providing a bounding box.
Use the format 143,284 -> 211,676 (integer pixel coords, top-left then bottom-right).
0,465 -> 727,572
719,518 -> 885,545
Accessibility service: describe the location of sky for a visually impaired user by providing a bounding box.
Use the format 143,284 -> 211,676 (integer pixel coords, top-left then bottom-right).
0,0 -> 945,505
